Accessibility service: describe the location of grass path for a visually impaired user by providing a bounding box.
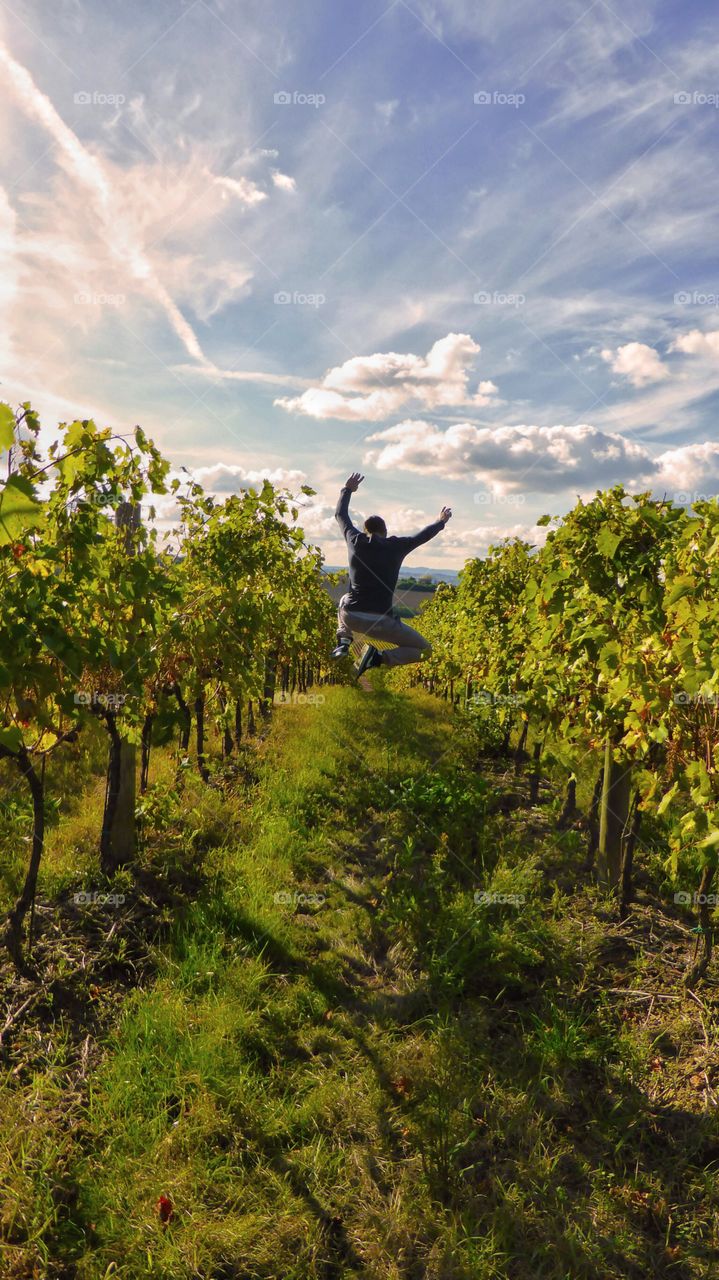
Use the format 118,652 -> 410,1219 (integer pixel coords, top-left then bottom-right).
2,686 -> 719,1278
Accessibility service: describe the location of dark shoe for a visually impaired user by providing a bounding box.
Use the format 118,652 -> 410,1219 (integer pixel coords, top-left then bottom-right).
355,644 -> 383,676
331,641 -> 351,660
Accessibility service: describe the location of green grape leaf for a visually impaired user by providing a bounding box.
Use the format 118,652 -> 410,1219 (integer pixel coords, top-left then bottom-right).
0,403 -> 15,452
0,726 -> 23,753
596,527 -> 622,559
0,475 -> 44,545
666,576 -> 695,606
598,640 -> 621,672
657,781 -> 679,815
63,419 -> 92,450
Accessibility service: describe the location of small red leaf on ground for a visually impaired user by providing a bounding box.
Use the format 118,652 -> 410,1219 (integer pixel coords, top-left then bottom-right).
157,1194 -> 173,1224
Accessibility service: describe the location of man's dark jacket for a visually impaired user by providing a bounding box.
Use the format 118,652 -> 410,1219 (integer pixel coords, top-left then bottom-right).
335,487 -> 444,615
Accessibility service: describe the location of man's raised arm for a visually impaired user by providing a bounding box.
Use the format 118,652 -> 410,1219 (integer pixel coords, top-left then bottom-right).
400,505 -> 453,551
335,471 -> 364,538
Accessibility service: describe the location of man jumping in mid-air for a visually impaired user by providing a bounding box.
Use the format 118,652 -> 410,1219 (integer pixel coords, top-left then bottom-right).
331,472 -> 452,675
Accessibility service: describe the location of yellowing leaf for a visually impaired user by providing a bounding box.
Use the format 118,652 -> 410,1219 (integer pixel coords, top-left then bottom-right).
0,403 -> 15,452
0,475 -> 44,545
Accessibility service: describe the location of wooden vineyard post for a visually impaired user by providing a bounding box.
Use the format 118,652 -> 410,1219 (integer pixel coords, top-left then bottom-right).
597,735 -> 631,888
261,650 -> 278,717
105,502 -> 140,869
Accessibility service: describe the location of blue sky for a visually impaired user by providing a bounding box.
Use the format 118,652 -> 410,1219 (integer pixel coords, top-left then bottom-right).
2,0 -> 719,567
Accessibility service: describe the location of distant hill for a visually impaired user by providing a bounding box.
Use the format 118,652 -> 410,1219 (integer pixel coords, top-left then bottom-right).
324,565 -> 459,585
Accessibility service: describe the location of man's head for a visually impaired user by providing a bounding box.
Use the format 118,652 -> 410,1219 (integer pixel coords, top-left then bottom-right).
364,515 -> 387,538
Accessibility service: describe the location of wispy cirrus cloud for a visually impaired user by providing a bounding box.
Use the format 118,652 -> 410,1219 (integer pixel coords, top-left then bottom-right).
0,35 -> 297,393
0,189 -> 18,369
0,39 -> 210,365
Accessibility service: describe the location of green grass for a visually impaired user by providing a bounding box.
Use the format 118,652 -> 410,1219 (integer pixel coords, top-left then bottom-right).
1,686 -> 718,1277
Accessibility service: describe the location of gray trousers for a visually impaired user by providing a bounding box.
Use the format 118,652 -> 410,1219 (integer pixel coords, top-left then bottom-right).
338,599 -> 431,669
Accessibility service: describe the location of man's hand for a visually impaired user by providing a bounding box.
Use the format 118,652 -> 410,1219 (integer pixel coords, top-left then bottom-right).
344,472 -> 364,493
438,506 -> 452,525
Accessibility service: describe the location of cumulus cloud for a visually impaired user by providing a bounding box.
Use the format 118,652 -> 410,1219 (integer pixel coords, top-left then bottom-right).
600,341 -> 669,386
364,418 -> 719,502
275,333 -> 498,421
191,462 -> 308,492
653,441 -> 719,497
443,522 -> 550,551
271,170 -> 296,192
149,463 -> 310,533
670,329 -> 719,358
364,420 -> 655,493
290,501 -> 340,539
215,175 -> 268,206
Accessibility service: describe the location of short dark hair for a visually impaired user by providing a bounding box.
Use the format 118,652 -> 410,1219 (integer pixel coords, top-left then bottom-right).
364,515 -> 387,537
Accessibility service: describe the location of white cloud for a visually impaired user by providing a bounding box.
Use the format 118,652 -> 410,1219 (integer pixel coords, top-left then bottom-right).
0,38 -> 296,403
0,376 -> 122,444
169,258 -> 253,322
376,99 -> 399,125
192,462 -> 308,492
364,419 -> 656,492
0,188 -> 18,368
443,522 -> 550,551
364,417 -> 719,503
150,463 -> 310,532
275,333 -> 498,421
291,501 -> 339,538
670,329 -> 719,358
600,342 -> 669,387
172,363 -> 310,388
0,40 -> 215,367
653,442 -> 719,497
215,175 -> 267,206
271,170 -> 296,192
